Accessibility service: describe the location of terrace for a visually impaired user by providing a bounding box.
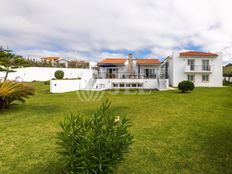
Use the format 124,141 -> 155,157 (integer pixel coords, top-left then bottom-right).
97,72 -> 157,79
185,65 -> 212,73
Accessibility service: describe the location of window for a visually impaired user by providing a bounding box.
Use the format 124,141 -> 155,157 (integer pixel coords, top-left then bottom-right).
126,84 -> 130,87
138,83 -> 143,87
202,75 -> 209,82
187,75 -> 195,82
202,60 -> 210,71
187,59 -> 195,70
113,83 -> 118,87
106,68 -> 118,79
144,69 -> 156,79
132,84 -> 137,87
119,83 -> 125,87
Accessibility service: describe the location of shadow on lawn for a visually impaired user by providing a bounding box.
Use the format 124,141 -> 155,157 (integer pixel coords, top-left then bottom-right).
26,160 -> 64,174
0,103 -> 65,116
28,104 -> 66,114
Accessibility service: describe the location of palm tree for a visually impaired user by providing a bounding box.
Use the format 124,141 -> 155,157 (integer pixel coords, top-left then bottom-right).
0,81 -> 35,110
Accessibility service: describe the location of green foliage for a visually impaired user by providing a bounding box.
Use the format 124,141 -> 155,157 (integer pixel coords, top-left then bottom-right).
178,80 -> 195,93
44,80 -> 50,85
54,70 -> 64,79
0,81 -> 35,110
0,50 -> 25,67
57,100 -> 133,174
223,64 -> 232,77
223,79 -> 232,86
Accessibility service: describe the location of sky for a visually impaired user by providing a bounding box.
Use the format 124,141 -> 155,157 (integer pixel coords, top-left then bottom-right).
0,0 -> 232,64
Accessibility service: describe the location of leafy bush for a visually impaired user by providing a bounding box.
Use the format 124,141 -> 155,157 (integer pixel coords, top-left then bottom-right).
54,70 -> 64,79
223,80 -> 232,86
57,100 -> 133,174
44,80 -> 50,85
0,81 -> 35,110
178,80 -> 195,93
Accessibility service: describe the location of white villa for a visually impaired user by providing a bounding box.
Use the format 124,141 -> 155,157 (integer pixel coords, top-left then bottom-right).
94,54 -> 168,90
164,51 -> 223,87
0,51 -> 223,93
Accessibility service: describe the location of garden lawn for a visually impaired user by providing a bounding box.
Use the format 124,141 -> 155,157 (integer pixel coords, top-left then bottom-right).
0,82 -> 232,174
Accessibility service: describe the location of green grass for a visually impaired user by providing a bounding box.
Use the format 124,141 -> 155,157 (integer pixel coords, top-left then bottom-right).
0,82 -> 232,174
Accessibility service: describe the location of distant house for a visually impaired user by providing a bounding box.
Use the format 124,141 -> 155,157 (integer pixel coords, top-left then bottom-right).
40,57 -> 89,68
68,60 -> 89,68
58,59 -> 69,68
164,51 -> 223,87
41,57 -> 60,66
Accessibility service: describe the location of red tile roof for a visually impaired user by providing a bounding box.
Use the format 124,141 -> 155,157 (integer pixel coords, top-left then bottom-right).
99,58 -> 127,64
180,51 -> 218,57
41,57 -> 60,61
137,59 -> 160,65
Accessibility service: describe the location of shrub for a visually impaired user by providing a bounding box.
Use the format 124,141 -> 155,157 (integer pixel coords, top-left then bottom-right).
0,81 -> 35,110
54,70 -> 64,79
223,79 -> 232,86
57,100 -> 133,174
178,80 -> 195,93
44,80 -> 50,85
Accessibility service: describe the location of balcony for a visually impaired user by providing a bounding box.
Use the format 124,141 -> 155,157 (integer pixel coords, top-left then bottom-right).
185,65 -> 212,73
97,72 -> 158,79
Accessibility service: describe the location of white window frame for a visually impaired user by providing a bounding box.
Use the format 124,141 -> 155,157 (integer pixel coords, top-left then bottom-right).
187,75 -> 195,82
187,59 -> 195,71
202,74 -> 209,82
202,59 -> 210,71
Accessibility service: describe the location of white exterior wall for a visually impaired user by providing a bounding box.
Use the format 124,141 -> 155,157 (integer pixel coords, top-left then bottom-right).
168,57 -> 174,86
94,79 -> 168,89
50,80 -> 81,93
0,67 -> 91,82
168,52 -> 223,87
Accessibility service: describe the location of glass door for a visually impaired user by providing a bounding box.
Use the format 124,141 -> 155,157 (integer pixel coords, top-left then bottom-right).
202,60 -> 209,71
187,59 -> 195,71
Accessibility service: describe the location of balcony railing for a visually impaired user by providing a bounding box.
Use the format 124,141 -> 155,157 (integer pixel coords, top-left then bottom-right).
97,72 -> 158,79
185,65 -> 212,72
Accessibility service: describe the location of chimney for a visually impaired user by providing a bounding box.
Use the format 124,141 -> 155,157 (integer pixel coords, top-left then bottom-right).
128,53 -> 133,75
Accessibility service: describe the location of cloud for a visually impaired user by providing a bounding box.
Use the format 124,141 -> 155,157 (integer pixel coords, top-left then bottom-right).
0,0 -> 232,63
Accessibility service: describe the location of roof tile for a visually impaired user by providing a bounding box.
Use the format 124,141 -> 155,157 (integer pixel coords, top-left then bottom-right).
180,51 -> 218,57
137,59 -> 160,65
99,58 -> 127,64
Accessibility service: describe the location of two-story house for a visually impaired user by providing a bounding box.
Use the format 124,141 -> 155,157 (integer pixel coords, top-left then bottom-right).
164,51 -> 223,87
93,54 -> 168,89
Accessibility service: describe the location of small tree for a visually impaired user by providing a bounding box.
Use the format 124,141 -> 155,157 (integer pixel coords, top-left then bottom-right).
178,80 -> 195,93
223,64 -> 232,82
57,100 -> 133,174
54,70 -> 64,79
0,50 -> 23,81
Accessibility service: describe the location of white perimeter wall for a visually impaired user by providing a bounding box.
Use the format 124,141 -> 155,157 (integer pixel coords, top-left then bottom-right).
50,80 -> 81,93
0,67 -> 92,82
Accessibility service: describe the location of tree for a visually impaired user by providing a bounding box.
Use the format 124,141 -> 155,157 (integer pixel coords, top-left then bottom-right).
223,64 -> 232,82
0,49 -> 26,81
